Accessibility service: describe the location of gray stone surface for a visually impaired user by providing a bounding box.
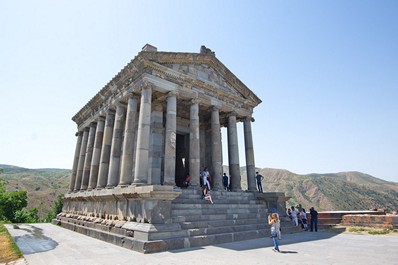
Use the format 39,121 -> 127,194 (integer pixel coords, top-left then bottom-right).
5,223 -> 398,265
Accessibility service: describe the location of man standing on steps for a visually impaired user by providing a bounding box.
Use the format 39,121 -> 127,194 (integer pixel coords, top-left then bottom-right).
256,171 -> 264,193
222,173 -> 229,191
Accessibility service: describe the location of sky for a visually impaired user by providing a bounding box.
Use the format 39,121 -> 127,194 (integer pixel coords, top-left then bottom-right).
1,0 -> 397,182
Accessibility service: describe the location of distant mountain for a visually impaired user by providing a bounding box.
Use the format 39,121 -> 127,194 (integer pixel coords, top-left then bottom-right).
240,168 -> 398,212
2,164 -> 398,217
0,164 -> 70,218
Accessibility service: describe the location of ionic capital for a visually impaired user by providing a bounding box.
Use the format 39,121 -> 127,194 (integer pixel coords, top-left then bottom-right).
168,90 -> 179,98
191,98 -> 201,105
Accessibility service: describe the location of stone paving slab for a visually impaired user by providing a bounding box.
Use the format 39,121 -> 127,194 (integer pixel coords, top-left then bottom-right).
5,223 -> 398,265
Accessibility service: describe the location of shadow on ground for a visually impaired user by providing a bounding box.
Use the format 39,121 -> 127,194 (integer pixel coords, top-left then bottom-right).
12,224 -> 58,254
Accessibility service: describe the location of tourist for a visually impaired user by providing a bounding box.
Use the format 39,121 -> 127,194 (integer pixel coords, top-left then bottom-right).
286,208 -> 292,220
222,173 -> 229,191
183,174 -> 190,188
255,171 -> 264,193
300,208 -> 308,231
290,206 -> 299,226
268,212 -> 280,252
271,208 -> 282,239
202,185 -> 213,204
310,207 -> 318,232
201,167 -> 211,190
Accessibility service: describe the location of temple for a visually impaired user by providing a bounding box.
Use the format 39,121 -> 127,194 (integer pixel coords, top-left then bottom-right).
55,44 -> 289,253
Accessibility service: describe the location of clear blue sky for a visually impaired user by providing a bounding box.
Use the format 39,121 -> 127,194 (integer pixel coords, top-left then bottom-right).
1,0 -> 397,182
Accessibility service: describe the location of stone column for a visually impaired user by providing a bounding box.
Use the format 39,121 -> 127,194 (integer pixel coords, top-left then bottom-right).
189,99 -> 200,187
228,112 -> 241,191
96,109 -> 115,189
244,117 -> 257,192
119,95 -> 138,186
88,116 -> 105,190
148,104 -> 163,185
211,106 -> 223,190
163,91 -> 177,186
69,131 -> 83,192
81,123 -> 96,190
74,127 -> 89,192
107,104 -> 126,188
133,83 -> 152,185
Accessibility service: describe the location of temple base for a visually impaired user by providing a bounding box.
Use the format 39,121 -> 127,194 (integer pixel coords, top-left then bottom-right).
54,187 -> 292,253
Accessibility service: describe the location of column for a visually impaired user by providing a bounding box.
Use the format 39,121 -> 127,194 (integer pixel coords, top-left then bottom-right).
189,99 -> 200,187
119,95 -> 138,186
163,91 -> 177,186
211,106 -> 223,190
107,104 -> 126,188
133,83 -> 152,184
228,112 -> 241,191
74,127 -> 89,191
244,117 -> 257,192
81,123 -> 96,190
69,131 -> 83,192
96,110 -> 115,189
148,104 -> 163,185
88,116 -> 105,190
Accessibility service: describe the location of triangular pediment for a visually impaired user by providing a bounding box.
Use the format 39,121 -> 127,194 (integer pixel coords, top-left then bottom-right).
140,51 -> 262,107
164,63 -> 241,96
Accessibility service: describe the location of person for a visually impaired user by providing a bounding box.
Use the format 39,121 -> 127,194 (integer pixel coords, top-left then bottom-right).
201,167 -> 211,190
301,208 -> 308,231
255,171 -> 264,193
271,208 -> 282,240
310,207 -> 318,232
286,208 -> 292,220
183,174 -> 190,188
222,173 -> 229,191
290,206 -> 299,226
268,213 -> 280,252
202,185 -> 213,204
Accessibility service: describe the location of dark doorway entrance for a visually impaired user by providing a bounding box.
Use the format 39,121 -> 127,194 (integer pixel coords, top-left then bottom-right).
175,133 -> 189,187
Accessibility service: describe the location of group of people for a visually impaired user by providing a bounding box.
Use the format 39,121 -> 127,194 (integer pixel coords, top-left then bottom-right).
285,205 -> 318,232
269,206 -> 319,253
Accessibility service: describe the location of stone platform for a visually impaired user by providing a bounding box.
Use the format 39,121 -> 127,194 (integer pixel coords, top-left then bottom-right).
53,187 -> 292,253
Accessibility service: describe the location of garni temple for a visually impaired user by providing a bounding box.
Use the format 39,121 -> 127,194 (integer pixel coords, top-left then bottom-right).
54,44 -> 289,253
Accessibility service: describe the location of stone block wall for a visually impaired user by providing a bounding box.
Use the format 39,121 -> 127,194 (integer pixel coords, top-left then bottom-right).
341,215 -> 398,229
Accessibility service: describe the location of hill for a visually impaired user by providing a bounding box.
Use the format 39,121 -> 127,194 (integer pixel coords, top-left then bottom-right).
1,164 -> 398,218
0,164 -> 70,218
241,168 -> 398,213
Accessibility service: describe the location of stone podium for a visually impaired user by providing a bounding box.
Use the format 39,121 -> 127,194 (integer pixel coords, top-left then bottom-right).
54,44 -> 289,253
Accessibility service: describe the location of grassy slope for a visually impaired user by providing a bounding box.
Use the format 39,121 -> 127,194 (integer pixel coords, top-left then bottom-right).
0,165 -> 70,219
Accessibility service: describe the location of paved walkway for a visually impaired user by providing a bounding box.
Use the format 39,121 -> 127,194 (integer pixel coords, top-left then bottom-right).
4,223 -> 398,265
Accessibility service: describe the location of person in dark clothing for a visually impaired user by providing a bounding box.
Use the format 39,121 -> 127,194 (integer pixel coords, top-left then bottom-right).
310,207 -> 318,232
222,173 -> 229,191
255,171 -> 264,193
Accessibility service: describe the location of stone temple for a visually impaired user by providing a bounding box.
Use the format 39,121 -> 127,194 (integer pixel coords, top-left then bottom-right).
54,44 -> 289,253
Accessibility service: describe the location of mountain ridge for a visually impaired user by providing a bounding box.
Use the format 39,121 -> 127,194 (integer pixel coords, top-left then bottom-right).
1,164 -> 398,216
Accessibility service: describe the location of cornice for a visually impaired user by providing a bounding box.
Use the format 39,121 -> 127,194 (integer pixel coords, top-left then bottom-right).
72,49 -> 262,127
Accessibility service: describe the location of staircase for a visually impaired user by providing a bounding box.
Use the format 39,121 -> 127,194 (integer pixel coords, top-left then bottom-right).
165,189 -> 297,250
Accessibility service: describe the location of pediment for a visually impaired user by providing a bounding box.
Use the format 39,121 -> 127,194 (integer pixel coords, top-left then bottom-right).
140,52 -> 262,107
164,63 -> 240,96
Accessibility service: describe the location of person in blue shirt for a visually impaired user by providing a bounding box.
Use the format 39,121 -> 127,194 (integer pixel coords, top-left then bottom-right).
310,207 -> 318,232
256,171 -> 264,193
222,173 -> 229,191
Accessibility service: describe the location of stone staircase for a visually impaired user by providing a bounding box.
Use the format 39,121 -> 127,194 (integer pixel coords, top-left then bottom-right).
166,189 -> 297,250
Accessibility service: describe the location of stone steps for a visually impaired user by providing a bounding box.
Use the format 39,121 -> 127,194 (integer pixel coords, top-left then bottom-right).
166,189 -> 294,251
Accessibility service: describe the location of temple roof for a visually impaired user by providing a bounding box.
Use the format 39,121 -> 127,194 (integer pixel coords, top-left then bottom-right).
72,45 -> 262,127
